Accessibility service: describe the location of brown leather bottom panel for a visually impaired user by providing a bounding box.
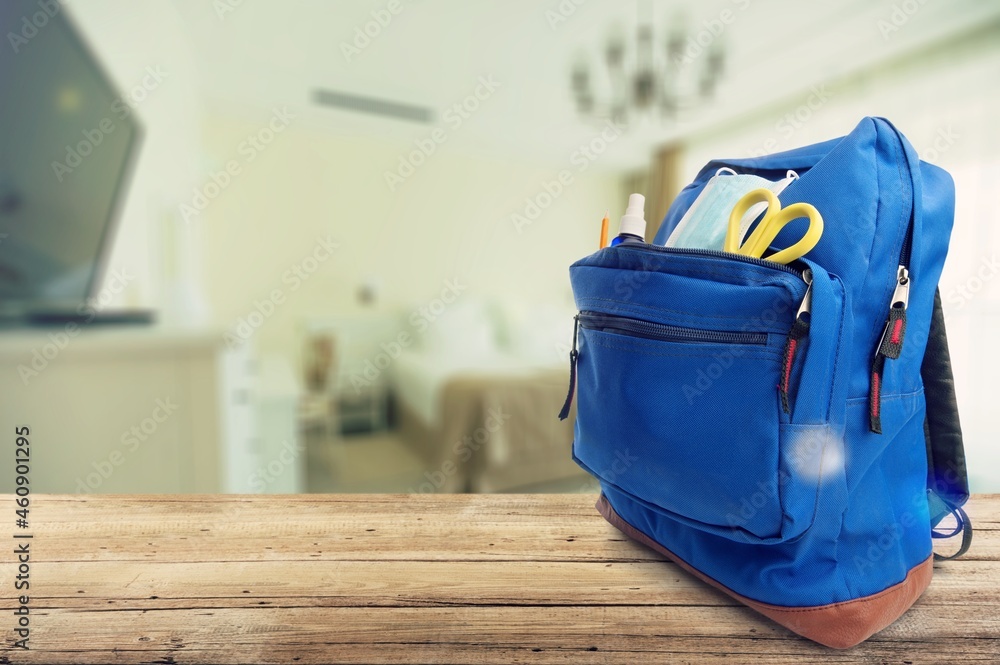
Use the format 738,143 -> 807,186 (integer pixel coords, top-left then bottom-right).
597,494 -> 934,649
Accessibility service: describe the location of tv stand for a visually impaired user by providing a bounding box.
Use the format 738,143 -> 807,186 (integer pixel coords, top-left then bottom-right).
24,309 -> 156,327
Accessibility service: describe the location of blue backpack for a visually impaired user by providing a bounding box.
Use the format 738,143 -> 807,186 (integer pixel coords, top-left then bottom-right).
561,117 -> 971,648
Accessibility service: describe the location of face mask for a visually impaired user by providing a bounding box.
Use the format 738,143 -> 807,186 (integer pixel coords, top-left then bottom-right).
663,168 -> 799,250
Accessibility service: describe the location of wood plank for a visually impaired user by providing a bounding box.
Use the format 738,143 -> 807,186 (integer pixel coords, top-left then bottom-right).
13,494 -> 1000,563
7,494 -> 664,563
6,606 -> 1000,665
10,560 -> 1000,609
0,494 -> 996,664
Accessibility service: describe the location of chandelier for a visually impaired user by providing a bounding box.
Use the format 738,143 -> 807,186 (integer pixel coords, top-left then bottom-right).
571,14 -> 726,125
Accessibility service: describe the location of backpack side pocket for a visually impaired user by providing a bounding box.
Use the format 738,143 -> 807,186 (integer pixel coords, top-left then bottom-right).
569,251 -> 849,544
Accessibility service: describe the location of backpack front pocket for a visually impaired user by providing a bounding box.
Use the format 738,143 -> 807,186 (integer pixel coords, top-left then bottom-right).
568,249 -> 848,544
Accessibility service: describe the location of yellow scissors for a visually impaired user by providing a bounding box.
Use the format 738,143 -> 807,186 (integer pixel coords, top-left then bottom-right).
724,189 -> 823,265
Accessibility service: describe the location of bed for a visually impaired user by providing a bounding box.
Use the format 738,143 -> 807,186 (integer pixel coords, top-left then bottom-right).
388,300 -> 584,493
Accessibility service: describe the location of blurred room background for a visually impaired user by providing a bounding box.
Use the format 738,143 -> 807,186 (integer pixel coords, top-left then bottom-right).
1,0 -> 998,494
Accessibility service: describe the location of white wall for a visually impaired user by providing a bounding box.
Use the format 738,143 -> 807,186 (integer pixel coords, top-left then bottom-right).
67,0 -> 205,309
195,107 -> 621,369
66,0 -> 625,377
677,29 -> 1000,491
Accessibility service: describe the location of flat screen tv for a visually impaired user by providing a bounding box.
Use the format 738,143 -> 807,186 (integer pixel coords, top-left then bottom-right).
0,1 -> 140,319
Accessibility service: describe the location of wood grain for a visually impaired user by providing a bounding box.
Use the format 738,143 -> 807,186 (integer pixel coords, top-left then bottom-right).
0,494 -> 997,664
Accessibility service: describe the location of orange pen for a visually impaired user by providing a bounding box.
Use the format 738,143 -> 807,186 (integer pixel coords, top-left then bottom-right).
599,211 -> 609,249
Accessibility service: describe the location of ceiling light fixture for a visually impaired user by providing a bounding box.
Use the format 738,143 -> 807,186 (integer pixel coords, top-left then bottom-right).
571,7 -> 727,125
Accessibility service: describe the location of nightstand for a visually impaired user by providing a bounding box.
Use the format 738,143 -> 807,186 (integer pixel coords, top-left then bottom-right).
336,378 -> 389,434
302,313 -> 400,436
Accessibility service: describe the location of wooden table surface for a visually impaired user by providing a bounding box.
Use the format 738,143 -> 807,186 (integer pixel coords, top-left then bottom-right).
0,494 -> 997,664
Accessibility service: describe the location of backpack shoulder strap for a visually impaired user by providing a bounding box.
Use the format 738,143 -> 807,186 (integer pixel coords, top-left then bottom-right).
922,287 -> 972,560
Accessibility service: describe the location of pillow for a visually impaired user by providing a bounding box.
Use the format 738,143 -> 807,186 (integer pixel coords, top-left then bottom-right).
414,297 -> 499,359
505,301 -> 576,366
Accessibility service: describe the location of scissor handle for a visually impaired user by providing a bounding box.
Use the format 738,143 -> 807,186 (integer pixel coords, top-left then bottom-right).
725,189 -> 777,254
726,188 -> 823,265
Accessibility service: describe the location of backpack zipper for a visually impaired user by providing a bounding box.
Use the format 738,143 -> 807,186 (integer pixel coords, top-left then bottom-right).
576,312 -> 768,345
558,245 -> 811,421
869,265 -> 910,433
559,243 -> 812,420
558,314 -> 580,421
617,243 -> 804,278
618,245 -> 811,415
558,311 -> 772,421
779,269 -> 813,414
869,123 -> 916,433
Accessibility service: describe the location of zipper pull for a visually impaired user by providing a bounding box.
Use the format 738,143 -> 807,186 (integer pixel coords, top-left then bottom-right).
877,266 -> 909,360
870,266 -> 911,433
893,266 -> 910,308
779,270 -> 813,415
558,315 -> 580,421
796,269 -> 814,321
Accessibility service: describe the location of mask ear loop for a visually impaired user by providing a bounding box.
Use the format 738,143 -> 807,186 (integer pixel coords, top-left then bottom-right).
716,167 -> 738,177
731,170 -> 802,246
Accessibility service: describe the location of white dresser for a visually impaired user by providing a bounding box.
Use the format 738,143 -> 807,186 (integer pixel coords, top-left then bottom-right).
0,326 -> 263,494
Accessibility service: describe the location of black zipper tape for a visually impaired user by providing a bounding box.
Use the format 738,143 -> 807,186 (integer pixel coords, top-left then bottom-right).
577,311 -> 767,346
558,315 -> 579,421
779,317 -> 810,415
